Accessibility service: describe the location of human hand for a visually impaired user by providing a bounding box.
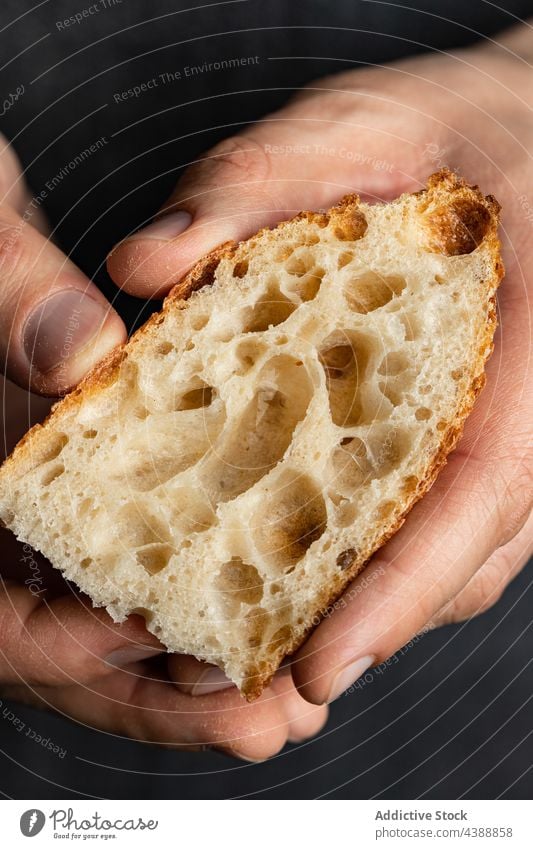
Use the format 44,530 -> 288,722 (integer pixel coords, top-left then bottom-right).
107,24 -> 532,708
0,140 -> 326,759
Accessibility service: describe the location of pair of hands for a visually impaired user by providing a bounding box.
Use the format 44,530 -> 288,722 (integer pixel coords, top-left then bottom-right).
1,28 -> 532,761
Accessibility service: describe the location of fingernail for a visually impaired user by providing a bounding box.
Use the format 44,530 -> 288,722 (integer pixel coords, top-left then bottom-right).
190,667 -> 234,697
23,290 -> 110,375
326,655 -> 375,704
105,646 -> 163,667
131,211 -> 192,241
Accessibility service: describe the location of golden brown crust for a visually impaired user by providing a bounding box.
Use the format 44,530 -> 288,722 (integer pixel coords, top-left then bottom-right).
418,168 -> 501,256
0,169 -> 503,701
166,242 -> 236,301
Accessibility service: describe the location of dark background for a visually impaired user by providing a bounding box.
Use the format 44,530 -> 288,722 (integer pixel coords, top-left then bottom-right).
0,0 -> 531,799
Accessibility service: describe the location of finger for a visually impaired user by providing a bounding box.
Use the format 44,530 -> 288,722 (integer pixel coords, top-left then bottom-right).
433,509 -> 533,626
4,665 -> 291,762
0,203 -> 125,395
169,654 -> 328,744
106,125 -> 412,300
269,668 -> 329,744
0,582 -> 162,686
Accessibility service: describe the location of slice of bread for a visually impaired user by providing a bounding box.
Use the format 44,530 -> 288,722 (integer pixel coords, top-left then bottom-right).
0,170 -> 502,699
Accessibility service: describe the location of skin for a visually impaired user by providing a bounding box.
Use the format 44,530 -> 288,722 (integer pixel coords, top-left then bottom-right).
0,23 -> 531,761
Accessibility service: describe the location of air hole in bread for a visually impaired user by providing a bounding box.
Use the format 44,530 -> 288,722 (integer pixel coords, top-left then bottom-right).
83,429 -> 98,439
375,500 -> 396,520
344,272 -> 406,314
131,606 -> 154,624
41,464 -> 65,486
136,543 -> 173,575
378,351 -> 409,376
270,624 -> 293,649
367,425 -> 411,476
116,415 -> 217,491
451,368 -> 463,381
285,249 -> 315,277
175,381 -> 213,411
155,341 -> 174,355
415,407 -> 432,421
28,433 -> 68,474
399,312 -> 420,342
235,339 -> 266,372
133,405 -> 149,420
330,437 -> 373,495
283,265 -> 325,303
320,331 -> 373,427
338,251 -> 353,269
233,259 -> 249,278
275,244 -> 294,261
80,557 -> 92,569
336,548 -> 357,571
334,498 -> 357,527
77,498 -> 95,518
246,606 -> 268,646
190,314 -> 209,331
170,487 -> 216,535
254,471 -> 327,571
114,505 -> 169,548
242,280 -> 295,333
402,475 -> 419,495
215,558 -> 264,616
379,380 -> 402,407
200,355 -> 312,502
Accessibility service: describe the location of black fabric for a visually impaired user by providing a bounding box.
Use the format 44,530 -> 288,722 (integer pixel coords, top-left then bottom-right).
0,0 -> 532,799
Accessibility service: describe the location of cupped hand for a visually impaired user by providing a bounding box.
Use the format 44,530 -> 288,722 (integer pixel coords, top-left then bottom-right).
107,28 -> 532,707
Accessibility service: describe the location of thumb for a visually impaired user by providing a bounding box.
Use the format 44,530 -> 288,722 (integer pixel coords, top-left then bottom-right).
0,202 -> 126,396
106,134 -> 341,299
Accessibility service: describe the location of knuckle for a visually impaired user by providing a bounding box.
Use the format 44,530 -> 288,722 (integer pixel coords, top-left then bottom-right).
498,467 -> 533,548
0,215 -> 26,291
440,565 -> 506,625
176,135 -> 273,202
467,567 -> 506,615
